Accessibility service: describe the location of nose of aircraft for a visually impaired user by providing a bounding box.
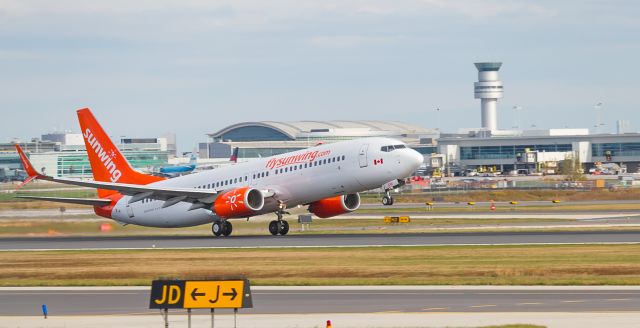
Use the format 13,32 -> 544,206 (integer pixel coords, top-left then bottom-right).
405,149 -> 424,170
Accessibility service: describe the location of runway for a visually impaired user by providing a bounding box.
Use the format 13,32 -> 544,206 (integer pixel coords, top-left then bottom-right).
1,230 -> 640,251
1,286 -> 639,316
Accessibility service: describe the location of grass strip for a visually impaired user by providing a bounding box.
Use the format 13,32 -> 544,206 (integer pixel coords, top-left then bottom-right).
1,244 -> 640,286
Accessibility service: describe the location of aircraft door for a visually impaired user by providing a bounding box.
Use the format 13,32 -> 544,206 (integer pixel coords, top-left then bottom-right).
126,204 -> 134,218
358,144 -> 369,168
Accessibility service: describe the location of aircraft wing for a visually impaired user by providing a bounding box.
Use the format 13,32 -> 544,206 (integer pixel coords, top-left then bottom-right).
15,144 -> 218,208
37,175 -> 218,204
15,196 -> 114,206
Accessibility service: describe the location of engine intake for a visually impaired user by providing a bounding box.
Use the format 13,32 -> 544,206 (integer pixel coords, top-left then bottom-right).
308,193 -> 360,218
213,187 -> 264,218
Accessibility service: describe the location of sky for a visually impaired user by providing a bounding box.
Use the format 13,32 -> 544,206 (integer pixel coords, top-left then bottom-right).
1,0 -> 639,152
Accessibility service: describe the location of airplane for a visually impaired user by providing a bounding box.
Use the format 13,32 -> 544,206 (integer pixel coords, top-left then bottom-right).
15,108 -> 423,237
157,147 -> 239,177
157,154 -> 197,177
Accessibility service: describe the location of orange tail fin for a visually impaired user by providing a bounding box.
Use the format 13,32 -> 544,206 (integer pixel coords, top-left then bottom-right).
77,108 -> 164,197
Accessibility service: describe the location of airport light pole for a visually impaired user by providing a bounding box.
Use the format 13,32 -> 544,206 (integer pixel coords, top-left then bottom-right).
512,105 -> 522,129
594,102 -> 604,134
436,107 -> 441,131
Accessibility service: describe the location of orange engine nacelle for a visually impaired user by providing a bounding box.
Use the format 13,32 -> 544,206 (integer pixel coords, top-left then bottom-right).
308,193 -> 361,218
213,187 -> 265,218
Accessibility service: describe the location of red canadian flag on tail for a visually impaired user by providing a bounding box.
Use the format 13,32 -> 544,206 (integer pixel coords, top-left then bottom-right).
373,158 -> 384,165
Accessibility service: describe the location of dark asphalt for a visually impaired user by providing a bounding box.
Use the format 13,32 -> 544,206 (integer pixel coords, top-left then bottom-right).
1,231 -> 640,250
1,288 -> 639,315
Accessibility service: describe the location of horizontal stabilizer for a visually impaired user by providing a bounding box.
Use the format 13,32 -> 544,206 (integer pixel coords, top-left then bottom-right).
16,196 -> 113,206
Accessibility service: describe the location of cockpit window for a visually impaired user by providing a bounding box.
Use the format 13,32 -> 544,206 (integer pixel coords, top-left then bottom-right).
381,144 -> 407,152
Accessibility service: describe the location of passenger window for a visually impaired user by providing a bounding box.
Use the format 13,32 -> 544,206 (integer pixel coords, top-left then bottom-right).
266,172 -> 269,177
342,155 -> 345,160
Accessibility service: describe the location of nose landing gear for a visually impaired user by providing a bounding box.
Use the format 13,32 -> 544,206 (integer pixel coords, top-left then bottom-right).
382,191 -> 394,206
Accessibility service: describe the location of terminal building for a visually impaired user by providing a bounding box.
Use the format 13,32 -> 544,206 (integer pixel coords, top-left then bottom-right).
0,132 -> 175,180
199,121 -> 440,159
197,122 -> 640,175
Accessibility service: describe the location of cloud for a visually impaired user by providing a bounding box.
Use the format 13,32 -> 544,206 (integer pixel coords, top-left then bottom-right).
420,0 -> 557,19
308,35 -> 432,48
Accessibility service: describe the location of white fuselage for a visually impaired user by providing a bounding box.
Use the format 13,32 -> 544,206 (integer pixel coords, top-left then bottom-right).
110,137 -> 423,227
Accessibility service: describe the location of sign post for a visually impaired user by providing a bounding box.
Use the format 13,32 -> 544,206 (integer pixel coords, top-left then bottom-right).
150,279 -> 253,328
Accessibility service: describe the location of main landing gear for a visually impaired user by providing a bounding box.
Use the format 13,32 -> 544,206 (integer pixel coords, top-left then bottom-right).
269,208 -> 290,236
382,191 -> 394,206
211,220 -> 233,237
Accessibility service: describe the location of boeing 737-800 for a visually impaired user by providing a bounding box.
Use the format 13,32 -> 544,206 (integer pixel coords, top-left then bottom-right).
16,108 -> 423,237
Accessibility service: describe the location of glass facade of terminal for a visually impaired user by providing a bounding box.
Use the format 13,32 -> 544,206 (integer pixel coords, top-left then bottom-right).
592,143 -> 640,157
0,153 -> 22,181
56,151 -> 168,178
461,144 -> 572,160
0,153 -> 21,169
217,126 -> 293,142
412,146 -> 438,155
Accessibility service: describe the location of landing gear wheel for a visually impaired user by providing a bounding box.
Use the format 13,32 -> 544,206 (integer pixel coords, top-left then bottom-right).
278,220 -> 289,236
382,195 -> 394,206
221,221 -> 233,237
212,222 -> 222,237
269,220 -> 279,236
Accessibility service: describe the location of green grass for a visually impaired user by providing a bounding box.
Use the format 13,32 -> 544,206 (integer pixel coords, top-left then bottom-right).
2,244 -> 640,286
0,189 -> 97,202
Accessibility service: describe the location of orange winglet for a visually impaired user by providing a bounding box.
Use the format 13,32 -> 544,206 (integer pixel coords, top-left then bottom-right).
15,144 -> 43,188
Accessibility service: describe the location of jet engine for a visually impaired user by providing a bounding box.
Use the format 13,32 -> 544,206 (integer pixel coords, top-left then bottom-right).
213,187 -> 265,218
308,193 -> 361,218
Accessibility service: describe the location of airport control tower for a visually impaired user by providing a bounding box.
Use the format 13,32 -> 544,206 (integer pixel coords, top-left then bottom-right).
474,62 -> 503,131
